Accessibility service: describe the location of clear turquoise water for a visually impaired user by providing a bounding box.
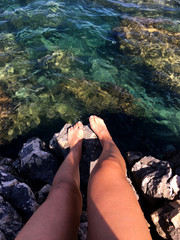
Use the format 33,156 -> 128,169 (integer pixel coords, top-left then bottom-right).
0,0 -> 180,155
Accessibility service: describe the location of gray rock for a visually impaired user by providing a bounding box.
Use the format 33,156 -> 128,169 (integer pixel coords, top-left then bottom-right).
151,200 -> 180,240
37,184 -> 51,204
169,151 -> 180,174
0,196 -> 23,240
49,124 -> 100,157
80,210 -> 88,223
0,230 -> 6,240
169,175 -> 180,196
49,123 -> 71,157
19,138 -> 60,187
78,222 -> 88,240
0,157 -> 17,176
126,175 -> 139,201
0,170 -> 38,220
90,160 -> 98,174
126,151 -> 144,167
131,156 -> 178,201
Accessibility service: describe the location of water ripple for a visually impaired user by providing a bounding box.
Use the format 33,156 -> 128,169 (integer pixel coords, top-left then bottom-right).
0,0 -> 179,147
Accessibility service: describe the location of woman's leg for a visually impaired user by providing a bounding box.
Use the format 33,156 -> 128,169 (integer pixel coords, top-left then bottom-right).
87,116 -> 152,240
16,122 -> 83,240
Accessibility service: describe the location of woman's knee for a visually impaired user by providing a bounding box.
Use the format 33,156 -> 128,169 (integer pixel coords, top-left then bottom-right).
50,181 -> 82,202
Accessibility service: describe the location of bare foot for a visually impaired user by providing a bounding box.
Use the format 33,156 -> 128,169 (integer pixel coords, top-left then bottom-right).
68,121 -> 84,149
89,115 -> 112,146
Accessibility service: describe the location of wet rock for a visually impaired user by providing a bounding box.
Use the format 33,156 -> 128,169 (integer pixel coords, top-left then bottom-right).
0,196 -> 23,240
113,17 -> 180,93
0,170 -> 38,220
18,138 -> 60,187
131,156 -> 179,202
126,151 -> 144,166
37,184 -> 51,204
151,200 -> 180,240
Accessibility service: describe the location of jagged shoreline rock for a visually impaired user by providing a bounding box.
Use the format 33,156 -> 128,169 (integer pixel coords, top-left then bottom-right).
126,152 -> 180,240
0,124 -> 179,240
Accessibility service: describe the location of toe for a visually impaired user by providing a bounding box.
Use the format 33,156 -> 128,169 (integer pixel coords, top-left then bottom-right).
94,115 -> 98,122
77,121 -> 83,129
89,115 -> 95,123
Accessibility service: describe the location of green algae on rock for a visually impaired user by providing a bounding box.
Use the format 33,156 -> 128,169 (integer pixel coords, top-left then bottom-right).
0,32 -> 37,95
2,1 -> 65,31
0,74 -> 146,144
113,17 -> 180,93
38,50 -> 73,74
0,88 -> 17,144
53,78 -> 147,118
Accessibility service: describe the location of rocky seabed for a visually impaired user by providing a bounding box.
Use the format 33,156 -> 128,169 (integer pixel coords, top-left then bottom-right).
0,124 -> 179,240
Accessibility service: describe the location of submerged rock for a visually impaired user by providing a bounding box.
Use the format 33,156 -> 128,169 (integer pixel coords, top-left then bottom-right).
113,17 -> 180,93
0,88 -> 17,144
18,138 -> 60,187
0,29 -> 147,145
5,4 -> 64,31
91,0 -> 180,10
38,50 -> 73,73
151,200 -> 180,240
53,78 -> 146,118
0,196 -> 23,240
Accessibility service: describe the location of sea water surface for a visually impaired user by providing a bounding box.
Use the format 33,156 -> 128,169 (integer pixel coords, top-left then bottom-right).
0,0 -> 180,156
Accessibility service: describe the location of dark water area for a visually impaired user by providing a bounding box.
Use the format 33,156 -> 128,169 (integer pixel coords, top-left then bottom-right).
0,0 -> 180,158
